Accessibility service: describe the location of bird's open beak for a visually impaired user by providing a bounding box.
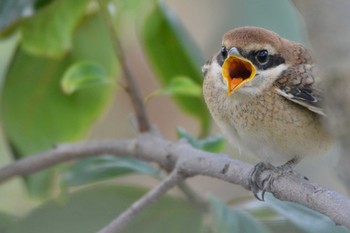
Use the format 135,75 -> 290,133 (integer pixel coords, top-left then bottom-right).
222,53 -> 256,96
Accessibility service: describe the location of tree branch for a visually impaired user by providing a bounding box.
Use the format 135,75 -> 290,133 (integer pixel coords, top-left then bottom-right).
98,0 -> 151,132
0,134 -> 349,229
98,169 -> 185,233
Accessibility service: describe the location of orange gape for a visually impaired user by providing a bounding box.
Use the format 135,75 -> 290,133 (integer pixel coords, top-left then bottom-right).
230,78 -> 244,90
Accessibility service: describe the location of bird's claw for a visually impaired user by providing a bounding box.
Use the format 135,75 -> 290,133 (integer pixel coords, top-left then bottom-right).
249,161 -> 295,201
249,162 -> 274,201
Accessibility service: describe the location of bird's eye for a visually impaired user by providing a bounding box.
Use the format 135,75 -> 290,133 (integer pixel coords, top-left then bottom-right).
255,49 -> 269,64
221,46 -> 228,59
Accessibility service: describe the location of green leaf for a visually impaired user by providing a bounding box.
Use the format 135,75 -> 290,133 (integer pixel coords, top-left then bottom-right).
61,61 -> 111,94
266,194 -> 350,233
177,127 -> 203,149
140,2 -> 210,136
208,195 -> 270,233
0,212 -> 16,232
112,0 -> 152,14
34,0 -> 55,10
1,13 -> 118,197
0,34 -> 18,85
7,185 -> 203,233
20,0 -> 89,58
177,127 -> 225,153
160,76 -> 202,97
147,76 -> 202,101
62,156 -> 160,186
200,136 -> 225,153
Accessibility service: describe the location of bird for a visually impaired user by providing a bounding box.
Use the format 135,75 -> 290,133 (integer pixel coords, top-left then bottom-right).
202,26 -> 331,200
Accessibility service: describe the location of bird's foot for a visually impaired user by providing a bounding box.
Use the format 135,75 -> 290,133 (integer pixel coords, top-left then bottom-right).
249,159 -> 297,201
248,161 -> 274,201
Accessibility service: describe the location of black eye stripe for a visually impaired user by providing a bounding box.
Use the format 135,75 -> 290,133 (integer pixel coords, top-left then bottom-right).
216,53 -> 224,66
221,46 -> 228,59
215,47 -> 284,69
216,46 -> 227,66
246,50 -> 285,70
217,46 -> 242,67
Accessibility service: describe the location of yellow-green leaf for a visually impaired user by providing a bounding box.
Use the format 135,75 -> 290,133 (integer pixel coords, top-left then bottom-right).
61,61 -> 111,95
147,76 -> 202,101
161,76 -> 202,97
20,0 -> 89,58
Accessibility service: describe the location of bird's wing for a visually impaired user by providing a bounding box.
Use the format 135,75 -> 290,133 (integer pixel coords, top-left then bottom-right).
274,65 -> 326,116
275,86 -> 325,116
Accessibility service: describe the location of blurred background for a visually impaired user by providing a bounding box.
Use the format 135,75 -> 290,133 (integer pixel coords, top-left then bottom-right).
0,0 -> 349,232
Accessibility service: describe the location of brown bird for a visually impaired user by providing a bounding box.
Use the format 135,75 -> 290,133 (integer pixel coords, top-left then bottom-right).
202,26 -> 331,199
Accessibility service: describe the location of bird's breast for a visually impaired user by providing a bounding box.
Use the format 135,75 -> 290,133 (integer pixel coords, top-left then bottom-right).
203,80 -> 330,165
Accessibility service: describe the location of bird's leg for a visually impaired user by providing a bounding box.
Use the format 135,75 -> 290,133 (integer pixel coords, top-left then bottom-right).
248,161 -> 274,201
249,157 -> 300,201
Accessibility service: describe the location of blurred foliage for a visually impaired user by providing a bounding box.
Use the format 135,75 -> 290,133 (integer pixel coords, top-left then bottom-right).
0,0 -> 35,37
20,0 -> 89,58
6,185 -> 203,233
208,195 -> 270,233
62,156 -> 161,186
0,212 -> 16,233
265,194 -> 350,233
0,0 -> 337,232
147,76 -> 202,99
141,1 -> 211,136
1,12 -> 117,197
61,61 -> 110,94
177,127 -> 225,153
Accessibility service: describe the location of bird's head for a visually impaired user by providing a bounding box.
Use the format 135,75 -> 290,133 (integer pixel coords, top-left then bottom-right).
203,26 -> 312,96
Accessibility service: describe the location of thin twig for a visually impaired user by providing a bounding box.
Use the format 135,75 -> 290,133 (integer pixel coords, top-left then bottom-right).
98,169 -> 185,233
98,0 -> 151,132
0,134 -> 349,229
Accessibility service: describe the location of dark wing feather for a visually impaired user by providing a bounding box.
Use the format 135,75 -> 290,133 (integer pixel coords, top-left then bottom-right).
274,65 -> 325,116
276,86 -> 325,116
